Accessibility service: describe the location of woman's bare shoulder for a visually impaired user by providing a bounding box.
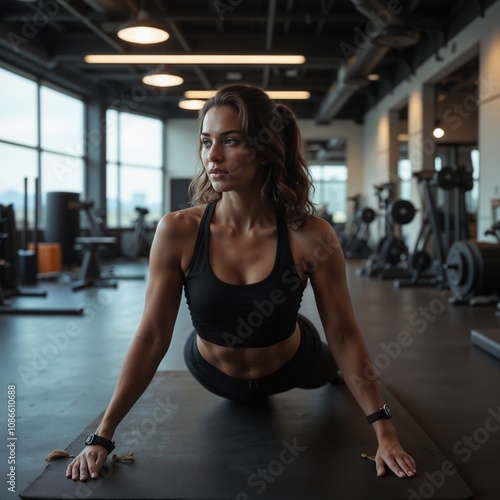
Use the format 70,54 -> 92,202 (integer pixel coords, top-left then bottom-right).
286,216 -> 341,275
291,215 -> 338,244
156,205 -> 207,241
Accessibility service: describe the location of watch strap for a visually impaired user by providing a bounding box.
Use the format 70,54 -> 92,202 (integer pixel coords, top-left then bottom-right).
85,433 -> 115,454
366,404 -> 392,424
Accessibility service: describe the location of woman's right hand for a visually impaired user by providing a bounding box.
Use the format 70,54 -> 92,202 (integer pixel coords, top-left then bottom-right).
66,445 -> 109,481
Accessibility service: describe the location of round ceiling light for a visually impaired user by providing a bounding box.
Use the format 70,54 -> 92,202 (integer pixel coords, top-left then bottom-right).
433,127 -> 445,139
117,11 -> 169,44
142,73 -> 184,87
178,99 -> 206,110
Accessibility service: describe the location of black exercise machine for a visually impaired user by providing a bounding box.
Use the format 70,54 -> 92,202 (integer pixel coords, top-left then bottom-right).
395,166 -> 476,289
468,200 -> 500,361
71,236 -> 120,291
0,183 -> 83,315
79,200 -> 108,238
442,197 -> 500,305
343,205 -> 376,259
121,206 -> 155,259
340,194 -> 361,249
394,171 -> 445,288
444,240 -> 500,302
41,198 -> 145,291
358,182 -> 415,279
72,200 -> 145,288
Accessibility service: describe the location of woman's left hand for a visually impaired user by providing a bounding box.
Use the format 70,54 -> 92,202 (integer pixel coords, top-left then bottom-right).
375,435 -> 417,478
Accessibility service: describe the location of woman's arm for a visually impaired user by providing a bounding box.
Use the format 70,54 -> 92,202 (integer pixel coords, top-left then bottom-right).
66,213 -> 185,481
305,218 -> 417,478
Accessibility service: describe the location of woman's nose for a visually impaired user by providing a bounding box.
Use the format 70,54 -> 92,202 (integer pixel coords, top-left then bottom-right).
208,143 -> 223,163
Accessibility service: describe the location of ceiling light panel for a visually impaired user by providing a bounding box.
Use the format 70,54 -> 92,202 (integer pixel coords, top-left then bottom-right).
85,55 -> 306,65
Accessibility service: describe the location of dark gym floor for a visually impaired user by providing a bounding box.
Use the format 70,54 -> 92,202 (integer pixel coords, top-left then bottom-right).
1,260 -> 499,499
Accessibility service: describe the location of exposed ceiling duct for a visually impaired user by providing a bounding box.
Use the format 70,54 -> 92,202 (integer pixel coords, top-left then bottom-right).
315,0 -> 420,124
0,0 -> 488,121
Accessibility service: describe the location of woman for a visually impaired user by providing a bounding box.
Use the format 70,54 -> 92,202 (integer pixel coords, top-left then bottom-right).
66,83 -> 416,482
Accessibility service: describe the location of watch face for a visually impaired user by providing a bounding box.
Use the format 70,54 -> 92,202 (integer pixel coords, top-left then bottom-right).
85,433 -> 94,445
383,404 -> 392,417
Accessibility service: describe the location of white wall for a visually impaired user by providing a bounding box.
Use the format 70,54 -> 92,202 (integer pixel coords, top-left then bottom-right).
299,119 -> 364,199
165,119 -> 200,211
478,8 -> 500,240
164,117 -> 364,213
165,119 -> 200,178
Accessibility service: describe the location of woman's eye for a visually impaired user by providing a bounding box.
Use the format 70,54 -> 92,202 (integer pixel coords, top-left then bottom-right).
201,139 -> 211,147
225,138 -> 237,145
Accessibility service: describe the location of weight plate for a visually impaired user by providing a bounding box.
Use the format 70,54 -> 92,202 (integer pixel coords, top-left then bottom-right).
475,243 -> 500,296
445,241 -> 478,299
359,207 -> 376,224
436,167 -> 455,190
445,241 -> 500,299
385,238 -> 407,264
463,177 -> 474,192
456,167 -> 474,192
390,200 -> 416,225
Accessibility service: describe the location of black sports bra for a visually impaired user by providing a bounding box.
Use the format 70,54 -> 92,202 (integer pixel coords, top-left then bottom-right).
183,202 -> 305,348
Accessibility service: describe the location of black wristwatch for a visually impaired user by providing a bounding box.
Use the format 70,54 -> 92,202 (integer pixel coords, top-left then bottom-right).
366,404 -> 392,424
85,433 -> 115,454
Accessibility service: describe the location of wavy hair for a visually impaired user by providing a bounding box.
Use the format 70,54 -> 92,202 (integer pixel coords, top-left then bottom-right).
189,83 -> 315,229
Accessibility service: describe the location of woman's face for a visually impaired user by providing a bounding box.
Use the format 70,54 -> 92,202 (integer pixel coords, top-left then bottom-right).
200,105 -> 264,194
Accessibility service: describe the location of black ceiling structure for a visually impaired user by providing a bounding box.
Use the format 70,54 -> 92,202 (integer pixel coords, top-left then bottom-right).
0,0 -> 496,123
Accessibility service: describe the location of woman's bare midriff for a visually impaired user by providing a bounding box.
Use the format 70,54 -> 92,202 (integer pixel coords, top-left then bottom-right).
196,323 -> 302,379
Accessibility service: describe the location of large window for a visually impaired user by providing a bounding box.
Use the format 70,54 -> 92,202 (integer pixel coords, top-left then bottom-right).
309,165 -> 348,223
106,110 -> 164,227
0,66 -> 84,228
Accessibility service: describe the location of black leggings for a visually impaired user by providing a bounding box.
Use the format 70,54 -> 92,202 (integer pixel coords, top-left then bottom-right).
184,314 -> 338,402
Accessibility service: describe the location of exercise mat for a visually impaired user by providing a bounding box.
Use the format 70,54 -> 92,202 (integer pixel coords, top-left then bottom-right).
20,371 -> 472,499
